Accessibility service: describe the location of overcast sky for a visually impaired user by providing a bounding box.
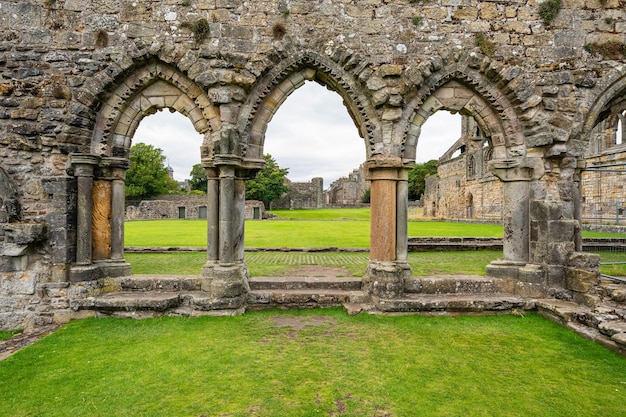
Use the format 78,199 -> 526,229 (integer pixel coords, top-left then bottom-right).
134,82 -> 461,189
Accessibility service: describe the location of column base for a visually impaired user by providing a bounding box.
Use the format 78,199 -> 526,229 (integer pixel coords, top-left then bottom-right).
94,259 -> 132,278
69,264 -> 100,282
363,261 -> 411,299
486,260 -> 548,298
201,261 -> 250,299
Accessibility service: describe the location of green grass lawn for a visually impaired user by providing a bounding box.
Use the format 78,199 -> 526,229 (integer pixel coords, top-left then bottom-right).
124,219 -> 505,248
1,310 -> 624,417
126,250 -> 504,276
125,209 -> 624,248
0,330 -> 20,342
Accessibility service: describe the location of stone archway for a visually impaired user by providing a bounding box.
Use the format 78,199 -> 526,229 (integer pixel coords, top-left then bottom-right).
402,64 -> 545,283
69,60 -> 219,282
196,50 -> 402,299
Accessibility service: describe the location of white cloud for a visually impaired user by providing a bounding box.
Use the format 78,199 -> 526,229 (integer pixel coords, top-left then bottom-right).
133,84 -> 463,187
133,110 -> 204,181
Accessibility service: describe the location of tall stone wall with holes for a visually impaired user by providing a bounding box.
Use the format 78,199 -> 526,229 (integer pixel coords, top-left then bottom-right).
272,177 -> 323,210
0,0 -> 625,328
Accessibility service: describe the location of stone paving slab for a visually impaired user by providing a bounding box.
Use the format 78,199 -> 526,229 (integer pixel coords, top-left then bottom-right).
74,292 -> 181,312
376,294 -> 527,313
248,276 -> 362,291
404,275 -> 512,295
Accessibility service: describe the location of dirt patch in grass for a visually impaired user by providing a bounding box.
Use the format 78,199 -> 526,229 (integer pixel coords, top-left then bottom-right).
278,265 -> 351,277
271,315 -> 338,340
272,315 -> 336,330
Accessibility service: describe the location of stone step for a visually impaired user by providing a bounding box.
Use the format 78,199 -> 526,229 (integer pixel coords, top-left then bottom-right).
536,299 -> 626,355
248,276 -> 362,291
375,293 -> 528,313
71,291 -> 246,316
247,289 -> 369,309
404,275 -> 512,295
73,292 -> 181,312
114,274 -> 203,292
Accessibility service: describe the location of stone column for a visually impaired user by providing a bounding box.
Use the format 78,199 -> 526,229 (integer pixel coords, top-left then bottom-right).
486,158 -> 544,285
363,156 -> 412,299
110,176 -> 125,260
200,159 -> 249,303
396,169 -> 410,263
69,154 -> 100,282
206,167 -> 219,265
92,158 -> 131,278
218,165 -> 236,265
233,172 -> 247,263
92,180 -> 112,261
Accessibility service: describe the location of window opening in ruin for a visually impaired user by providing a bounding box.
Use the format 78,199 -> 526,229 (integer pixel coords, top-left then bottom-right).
467,155 -> 476,178
126,110 -> 204,244
617,111 -> 625,145
412,110 -> 463,220
416,111 -> 462,163
264,81 -> 365,208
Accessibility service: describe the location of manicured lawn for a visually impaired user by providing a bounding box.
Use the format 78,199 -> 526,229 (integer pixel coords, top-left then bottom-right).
125,251 -> 504,276
125,209 -> 624,248
125,219 -> 505,248
0,310 -> 624,417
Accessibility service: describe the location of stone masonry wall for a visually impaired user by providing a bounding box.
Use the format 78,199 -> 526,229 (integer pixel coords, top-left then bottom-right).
0,0 -> 626,328
272,177 -> 323,210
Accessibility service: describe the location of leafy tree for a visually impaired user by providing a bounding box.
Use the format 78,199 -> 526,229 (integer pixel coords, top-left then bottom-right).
408,159 -> 438,200
189,163 -> 207,193
126,142 -> 179,199
361,188 -> 371,204
245,154 -> 289,208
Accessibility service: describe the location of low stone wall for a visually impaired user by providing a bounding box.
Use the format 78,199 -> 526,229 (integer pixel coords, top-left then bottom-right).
582,224 -> 626,235
125,197 -> 266,221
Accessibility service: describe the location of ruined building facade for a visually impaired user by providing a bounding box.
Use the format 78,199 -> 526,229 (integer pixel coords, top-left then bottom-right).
1,0 -> 626,328
325,165 -> 369,207
424,113 -> 625,224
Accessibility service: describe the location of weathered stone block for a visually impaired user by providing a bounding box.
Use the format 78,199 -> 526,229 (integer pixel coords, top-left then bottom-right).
565,268 -> 599,293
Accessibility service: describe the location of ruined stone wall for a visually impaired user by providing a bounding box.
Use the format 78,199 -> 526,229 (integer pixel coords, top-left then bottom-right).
0,0 -> 625,328
125,196 -> 266,220
326,165 -> 369,206
125,195 -> 208,220
272,177 -> 323,210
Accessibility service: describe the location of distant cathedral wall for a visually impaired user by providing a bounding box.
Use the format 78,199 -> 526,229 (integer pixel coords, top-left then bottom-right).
271,177 -> 324,210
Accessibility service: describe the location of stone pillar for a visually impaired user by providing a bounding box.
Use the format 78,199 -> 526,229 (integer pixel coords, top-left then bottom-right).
92,180 -> 112,261
486,158 -> 544,287
69,154 -> 100,282
200,158 -> 250,303
218,165 -> 236,265
396,169 -> 410,263
502,180 -> 530,262
363,156 -> 412,299
233,172 -> 246,263
206,168 -> 219,264
110,176 -> 125,260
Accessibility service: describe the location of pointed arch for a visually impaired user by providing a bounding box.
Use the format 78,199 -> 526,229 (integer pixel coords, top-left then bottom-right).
90,59 -> 219,158
237,51 -> 379,161
403,67 -> 524,164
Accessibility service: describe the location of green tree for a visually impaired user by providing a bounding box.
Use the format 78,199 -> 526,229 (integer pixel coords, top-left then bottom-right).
408,159 -> 438,200
245,154 -> 289,208
126,142 -> 179,199
189,163 -> 207,193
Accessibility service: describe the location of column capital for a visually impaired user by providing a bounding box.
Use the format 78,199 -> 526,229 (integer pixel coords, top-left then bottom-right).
98,157 -> 130,180
365,155 -> 412,181
70,153 -> 100,177
488,157 -> 544,182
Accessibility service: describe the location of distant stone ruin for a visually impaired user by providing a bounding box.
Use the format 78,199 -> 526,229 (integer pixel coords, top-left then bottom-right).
1,0 -> 626,328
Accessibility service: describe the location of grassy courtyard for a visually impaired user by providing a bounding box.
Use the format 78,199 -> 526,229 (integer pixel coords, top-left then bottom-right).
124,209 -> 626,277
1,309 -> 625,417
